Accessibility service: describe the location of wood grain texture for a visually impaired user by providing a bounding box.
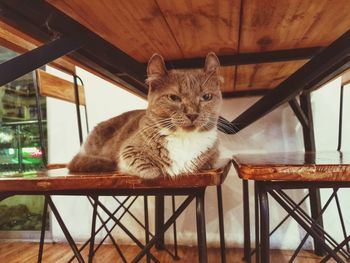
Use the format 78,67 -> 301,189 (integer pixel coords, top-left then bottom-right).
48,0 -> 183,62
232,151 -> 350,181
0,164 -> 230,192
235,60 -> 308,90
0,21 -> 75,74
156,0 -> 240,58
36,69 -> 86,105
240,0 -> 350,52
0,242 -> 332,263
220,66 -> 235,92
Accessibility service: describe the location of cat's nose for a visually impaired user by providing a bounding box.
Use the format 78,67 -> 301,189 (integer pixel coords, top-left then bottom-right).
186,114 -> 199,122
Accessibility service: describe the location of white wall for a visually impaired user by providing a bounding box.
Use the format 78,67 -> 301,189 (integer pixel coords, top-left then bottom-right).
46,67 -> 350,250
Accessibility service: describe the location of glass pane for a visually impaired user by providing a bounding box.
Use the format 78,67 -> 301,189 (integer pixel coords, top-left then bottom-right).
0,46 -> 48,231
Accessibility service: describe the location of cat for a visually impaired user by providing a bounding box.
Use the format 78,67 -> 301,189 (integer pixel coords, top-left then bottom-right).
68,52 -> 224,179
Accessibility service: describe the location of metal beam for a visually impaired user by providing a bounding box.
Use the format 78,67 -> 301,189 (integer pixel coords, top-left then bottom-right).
231,29 -> 350,132
0,0 -> 147,96
0,36 -> 83,86
163,47 -> 322,69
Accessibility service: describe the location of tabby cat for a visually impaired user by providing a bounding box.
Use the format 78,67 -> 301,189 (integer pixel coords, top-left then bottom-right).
68,52 -> 223,179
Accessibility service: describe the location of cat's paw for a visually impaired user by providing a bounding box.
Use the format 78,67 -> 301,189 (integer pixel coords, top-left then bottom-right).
138,166 -> 163,179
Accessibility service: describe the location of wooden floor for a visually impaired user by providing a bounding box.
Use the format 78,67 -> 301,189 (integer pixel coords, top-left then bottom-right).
0,241 -> 331,262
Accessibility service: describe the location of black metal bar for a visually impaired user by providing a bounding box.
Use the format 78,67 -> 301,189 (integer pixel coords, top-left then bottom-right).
334,192 -> 350,253
196,189 -> 208,263
231,30 -> 350,132
270,193 -> 309,238
164,47 -> 321,69
255,182 -> 260,263
68,196 -> 136,263
242,180 -> 251,262
0,36 -> 83,87
96,199 -> 160,263
47,196 -> 84,263
86,197 -> 127,263
216,186 -> 226,263
248,193 -> 310,260
171,195 -> 180,260
270,190 -> 344,262
131,195 -> 196,263
337,85 -> 344,151
112,196 -> 179,259
144,196 -> 151,263
32,71 -> 48,167
278,189 -> 350,258
287,189 -> 350,261
258,180 -> 350,190
37,195 -> 48,263
74,75 -> 90,133
88,196 -> 98,263
73,75 -> 83,145
321,233 -> 350,262
299,93 -> 326,256
288,98 -> 309,128
155,196 -> 165,250
300,93 -> 316,151
258,183 -> 269,263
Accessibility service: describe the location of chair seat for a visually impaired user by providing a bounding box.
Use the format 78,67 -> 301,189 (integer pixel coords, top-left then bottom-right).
0,163 -> 231,192
232,151 -> 350,181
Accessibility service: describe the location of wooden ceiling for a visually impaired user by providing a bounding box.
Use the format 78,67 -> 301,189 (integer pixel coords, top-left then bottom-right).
22,1 -> 350,94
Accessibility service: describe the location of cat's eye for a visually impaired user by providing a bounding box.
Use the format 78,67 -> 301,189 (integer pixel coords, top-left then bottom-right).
201,93 -> 212,101
167,94 -> 181,102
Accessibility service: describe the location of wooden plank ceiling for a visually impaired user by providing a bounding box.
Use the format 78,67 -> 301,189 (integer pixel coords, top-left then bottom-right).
47,0 -> 350,95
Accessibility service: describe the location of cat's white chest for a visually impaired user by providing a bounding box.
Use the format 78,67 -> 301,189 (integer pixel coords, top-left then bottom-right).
165,129 -> 217,177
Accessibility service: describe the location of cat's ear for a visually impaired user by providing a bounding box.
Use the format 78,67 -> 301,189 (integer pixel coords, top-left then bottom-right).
147,53 -> 167,80
204,52 -> 220,73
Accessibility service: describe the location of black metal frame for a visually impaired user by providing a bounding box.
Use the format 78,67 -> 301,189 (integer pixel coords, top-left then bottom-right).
255,181 -> 350,263
0,187 -> 211,262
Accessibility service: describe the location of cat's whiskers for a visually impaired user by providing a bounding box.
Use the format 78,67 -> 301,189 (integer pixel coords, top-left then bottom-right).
216,120 -> 248,143
133,118 -> 172,139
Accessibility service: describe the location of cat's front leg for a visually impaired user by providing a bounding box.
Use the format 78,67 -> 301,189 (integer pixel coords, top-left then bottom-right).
119,146 -> 163,179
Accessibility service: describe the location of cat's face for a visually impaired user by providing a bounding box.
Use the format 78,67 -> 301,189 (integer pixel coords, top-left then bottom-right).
146,53 -> 223,132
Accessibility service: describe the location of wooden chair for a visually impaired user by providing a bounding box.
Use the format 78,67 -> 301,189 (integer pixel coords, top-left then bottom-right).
0,158 -> 231,262
29,69 -> 231,262
232,151 -> 350,263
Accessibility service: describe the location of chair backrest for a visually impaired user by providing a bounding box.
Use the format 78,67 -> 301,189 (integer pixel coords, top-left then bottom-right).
34,69 -> 88,166
35,69 -> 86,106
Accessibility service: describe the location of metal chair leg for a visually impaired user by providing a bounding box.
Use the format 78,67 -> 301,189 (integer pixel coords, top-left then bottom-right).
196,189 -> 208,263
88,195 -> 98,263
144,196 -> 151,263
259,187 -> 270,263
254,182 -> 260,263
47,196 -> 84,263
217,185 -> 226,263
171,195 -> 180,260
37,195 -> 48,263
242,180 -> 251,263
155,196 -> 165,250
258,183 -> 270,263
